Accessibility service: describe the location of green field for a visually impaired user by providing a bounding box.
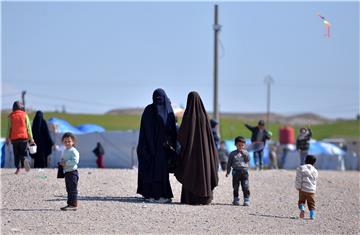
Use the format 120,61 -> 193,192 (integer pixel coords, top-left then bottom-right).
219,118 -> 360,140
1,112 -> 141,138
1,111 -> 359,140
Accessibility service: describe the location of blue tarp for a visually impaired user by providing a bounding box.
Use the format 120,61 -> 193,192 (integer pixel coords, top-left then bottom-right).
0,139 -> 5,168
76,124 -> 105,133
48,117 -> 105,134
309,141 -> 345,156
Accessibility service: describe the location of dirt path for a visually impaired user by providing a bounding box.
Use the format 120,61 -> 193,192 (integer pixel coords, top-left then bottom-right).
1,169 -> 359,234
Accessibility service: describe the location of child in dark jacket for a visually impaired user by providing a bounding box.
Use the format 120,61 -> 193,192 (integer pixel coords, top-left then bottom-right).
226,136 -> 250,206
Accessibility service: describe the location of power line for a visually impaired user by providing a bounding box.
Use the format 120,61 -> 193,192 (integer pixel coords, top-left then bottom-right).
1,93 -> 20,98
27,92 -> 118,107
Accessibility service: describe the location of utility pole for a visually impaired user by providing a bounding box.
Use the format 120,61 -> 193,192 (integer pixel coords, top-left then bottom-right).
21,90 -> 26,110
213,4 -> 221,132
264,75 -> 274,125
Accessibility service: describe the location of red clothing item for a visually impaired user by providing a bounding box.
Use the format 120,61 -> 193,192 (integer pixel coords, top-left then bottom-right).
9,110 -> 28,141
96,155 -> 104,168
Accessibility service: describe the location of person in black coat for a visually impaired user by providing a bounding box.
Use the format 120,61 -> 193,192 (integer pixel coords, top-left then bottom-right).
31,111 -> 54,168
136,88 -> 177,203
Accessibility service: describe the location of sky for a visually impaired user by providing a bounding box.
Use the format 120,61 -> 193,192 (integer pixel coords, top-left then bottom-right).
1,1 -> 359,119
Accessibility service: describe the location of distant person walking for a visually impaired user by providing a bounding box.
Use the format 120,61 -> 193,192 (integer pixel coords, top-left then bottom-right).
269,145 -> 278,169
92,142 -> 105,168
137,88 -> 177,203
175,91 -> 219,205
280,145 -> 290,169
210,119 -> 220,150
244,120 -> 271,170
296,127 -> 312,165
6,101 -> 34,174
218,141 -> 229,171
295,155 -> 318,220
31,110 -> 54,168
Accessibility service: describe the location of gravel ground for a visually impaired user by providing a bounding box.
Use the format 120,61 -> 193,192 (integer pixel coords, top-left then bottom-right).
1,168 -> 359,234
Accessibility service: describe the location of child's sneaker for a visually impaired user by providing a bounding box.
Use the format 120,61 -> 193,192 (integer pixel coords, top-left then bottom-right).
309,210 -> 315,220
14,168 -> 20,174
299,210 -> 305,219
232,197 -> 240,206
60,205 -> 77,211
298,204 -> 305,218
243,198 -> 250,206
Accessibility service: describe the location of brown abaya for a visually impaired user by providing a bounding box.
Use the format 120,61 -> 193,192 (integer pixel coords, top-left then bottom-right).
175,91 -> 219,205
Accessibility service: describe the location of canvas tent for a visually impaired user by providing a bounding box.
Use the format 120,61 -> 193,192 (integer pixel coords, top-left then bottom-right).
225,139 -> 349,170
1,131 -> 139,169
282,140 -> 346,170
49,131 -> 139,168
1,117 -> 138,169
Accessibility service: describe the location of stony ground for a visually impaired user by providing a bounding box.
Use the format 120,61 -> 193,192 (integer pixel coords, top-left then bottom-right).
1,168 -> 359,234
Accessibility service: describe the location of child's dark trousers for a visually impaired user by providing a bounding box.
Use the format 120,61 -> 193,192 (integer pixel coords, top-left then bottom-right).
65,170 -> 79,207
232,168 -> 250,199
12,140 -> 28,169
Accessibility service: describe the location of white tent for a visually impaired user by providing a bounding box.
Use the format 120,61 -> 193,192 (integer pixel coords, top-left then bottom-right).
2,131 -> 139,169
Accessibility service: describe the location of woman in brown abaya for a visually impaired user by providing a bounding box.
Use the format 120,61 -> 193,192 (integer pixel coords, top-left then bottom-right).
175,91 -> 219,205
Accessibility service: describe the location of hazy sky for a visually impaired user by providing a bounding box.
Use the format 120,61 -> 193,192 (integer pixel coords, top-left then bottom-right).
1,1 -> 359,118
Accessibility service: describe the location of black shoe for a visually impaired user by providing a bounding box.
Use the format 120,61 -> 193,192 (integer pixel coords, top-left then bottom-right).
60,205 -> 77,211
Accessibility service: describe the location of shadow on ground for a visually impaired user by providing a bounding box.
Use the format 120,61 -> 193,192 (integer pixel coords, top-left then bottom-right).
11,208 -> 59,212
46,195 -> 181,205
249,213 -> 298,220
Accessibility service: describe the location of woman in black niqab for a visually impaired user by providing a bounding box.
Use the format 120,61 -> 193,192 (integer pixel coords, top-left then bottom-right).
31,111 -> 54,168
175,91 -> 219,205
136,88 -> 177,201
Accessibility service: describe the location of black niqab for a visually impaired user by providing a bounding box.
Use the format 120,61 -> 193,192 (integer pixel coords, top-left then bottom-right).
152,88 -> 173,128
